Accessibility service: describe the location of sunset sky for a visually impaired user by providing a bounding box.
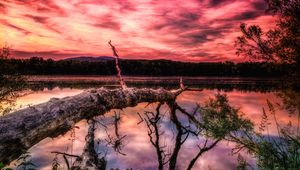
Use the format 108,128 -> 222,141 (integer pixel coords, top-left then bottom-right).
0,0 -> 276,62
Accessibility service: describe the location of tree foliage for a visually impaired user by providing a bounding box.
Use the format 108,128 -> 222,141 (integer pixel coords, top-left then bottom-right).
236,0 -> 300,64
235,2 -> 300,168
199,94 -> 253,139
229,100 -> 300,170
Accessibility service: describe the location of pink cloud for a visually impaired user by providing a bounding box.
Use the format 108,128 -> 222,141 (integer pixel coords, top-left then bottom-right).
0,0 -> 275,62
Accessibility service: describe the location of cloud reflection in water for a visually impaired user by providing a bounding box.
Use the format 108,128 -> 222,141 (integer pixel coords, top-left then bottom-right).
11,88 -> 297,169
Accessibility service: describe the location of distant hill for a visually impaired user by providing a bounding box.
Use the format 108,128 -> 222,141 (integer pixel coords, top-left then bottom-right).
63,56 -> 115,62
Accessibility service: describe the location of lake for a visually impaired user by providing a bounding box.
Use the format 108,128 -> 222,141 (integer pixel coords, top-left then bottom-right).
3,76 -> 299,170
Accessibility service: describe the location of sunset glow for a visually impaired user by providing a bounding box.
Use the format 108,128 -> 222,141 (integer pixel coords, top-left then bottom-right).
0,0 -> 276,62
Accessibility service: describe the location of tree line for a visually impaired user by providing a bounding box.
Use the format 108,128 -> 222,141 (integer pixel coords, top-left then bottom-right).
0,57 -> 296,77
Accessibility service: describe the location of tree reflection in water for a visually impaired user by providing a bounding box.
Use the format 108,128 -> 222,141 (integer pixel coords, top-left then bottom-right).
50,93 -> 251,170
1,86 -> 299,169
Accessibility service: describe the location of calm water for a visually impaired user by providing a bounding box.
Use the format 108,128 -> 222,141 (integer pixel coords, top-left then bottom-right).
4,76 -> 299,170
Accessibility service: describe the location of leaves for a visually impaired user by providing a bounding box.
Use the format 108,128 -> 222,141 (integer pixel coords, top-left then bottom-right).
231,100 -> 300,170
259,108 -> 269,132
236,0 -> 300,64
198,93 -> 253,139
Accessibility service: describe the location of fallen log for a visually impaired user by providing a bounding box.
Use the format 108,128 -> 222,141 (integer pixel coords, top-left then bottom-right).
0,88 -> 182,164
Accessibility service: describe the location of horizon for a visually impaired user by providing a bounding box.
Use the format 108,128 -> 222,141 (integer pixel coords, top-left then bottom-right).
1,0 -> 275,62
7,55 -> 271,63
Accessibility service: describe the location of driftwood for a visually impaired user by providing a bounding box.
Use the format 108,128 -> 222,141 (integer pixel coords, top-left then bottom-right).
0,88 -> 182,164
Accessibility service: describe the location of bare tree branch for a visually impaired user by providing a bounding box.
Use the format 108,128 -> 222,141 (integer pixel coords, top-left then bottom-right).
144,103 -> 169,170
51,152 -> 80,158
108,40 -> 126,89
187,139 -> 221,170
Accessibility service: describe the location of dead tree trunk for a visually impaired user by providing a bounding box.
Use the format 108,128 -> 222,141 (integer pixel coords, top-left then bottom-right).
0,88 -> 182,164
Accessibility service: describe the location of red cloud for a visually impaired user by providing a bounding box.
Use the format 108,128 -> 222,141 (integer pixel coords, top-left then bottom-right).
0,0 -> 275,62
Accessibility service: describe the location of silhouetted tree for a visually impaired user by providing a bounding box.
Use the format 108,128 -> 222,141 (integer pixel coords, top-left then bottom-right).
234,1 -> 300,167
0,45 -> 10,60
0,45 -> 26,115
236,0 -> 299,65
0,57 -> 294,77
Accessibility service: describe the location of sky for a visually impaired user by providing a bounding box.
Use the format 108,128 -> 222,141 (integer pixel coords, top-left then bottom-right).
0,0 -> 276,62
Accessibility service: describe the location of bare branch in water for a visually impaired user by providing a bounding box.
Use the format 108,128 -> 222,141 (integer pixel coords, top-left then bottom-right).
72,119 -> 106,169
187,139 -> 221,170
51,151 -> 79,170
167,101 -> 187,170
51,152 -> 80,158
114,111 -> 121,138
136,112 -> 144,125
104,111 -> 127,156
144,103 -> 169,170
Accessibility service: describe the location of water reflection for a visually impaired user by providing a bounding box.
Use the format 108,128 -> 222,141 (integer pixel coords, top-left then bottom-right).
7,86 -> 297,170
26,76 -> 298,93
15,87 -> 83,110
